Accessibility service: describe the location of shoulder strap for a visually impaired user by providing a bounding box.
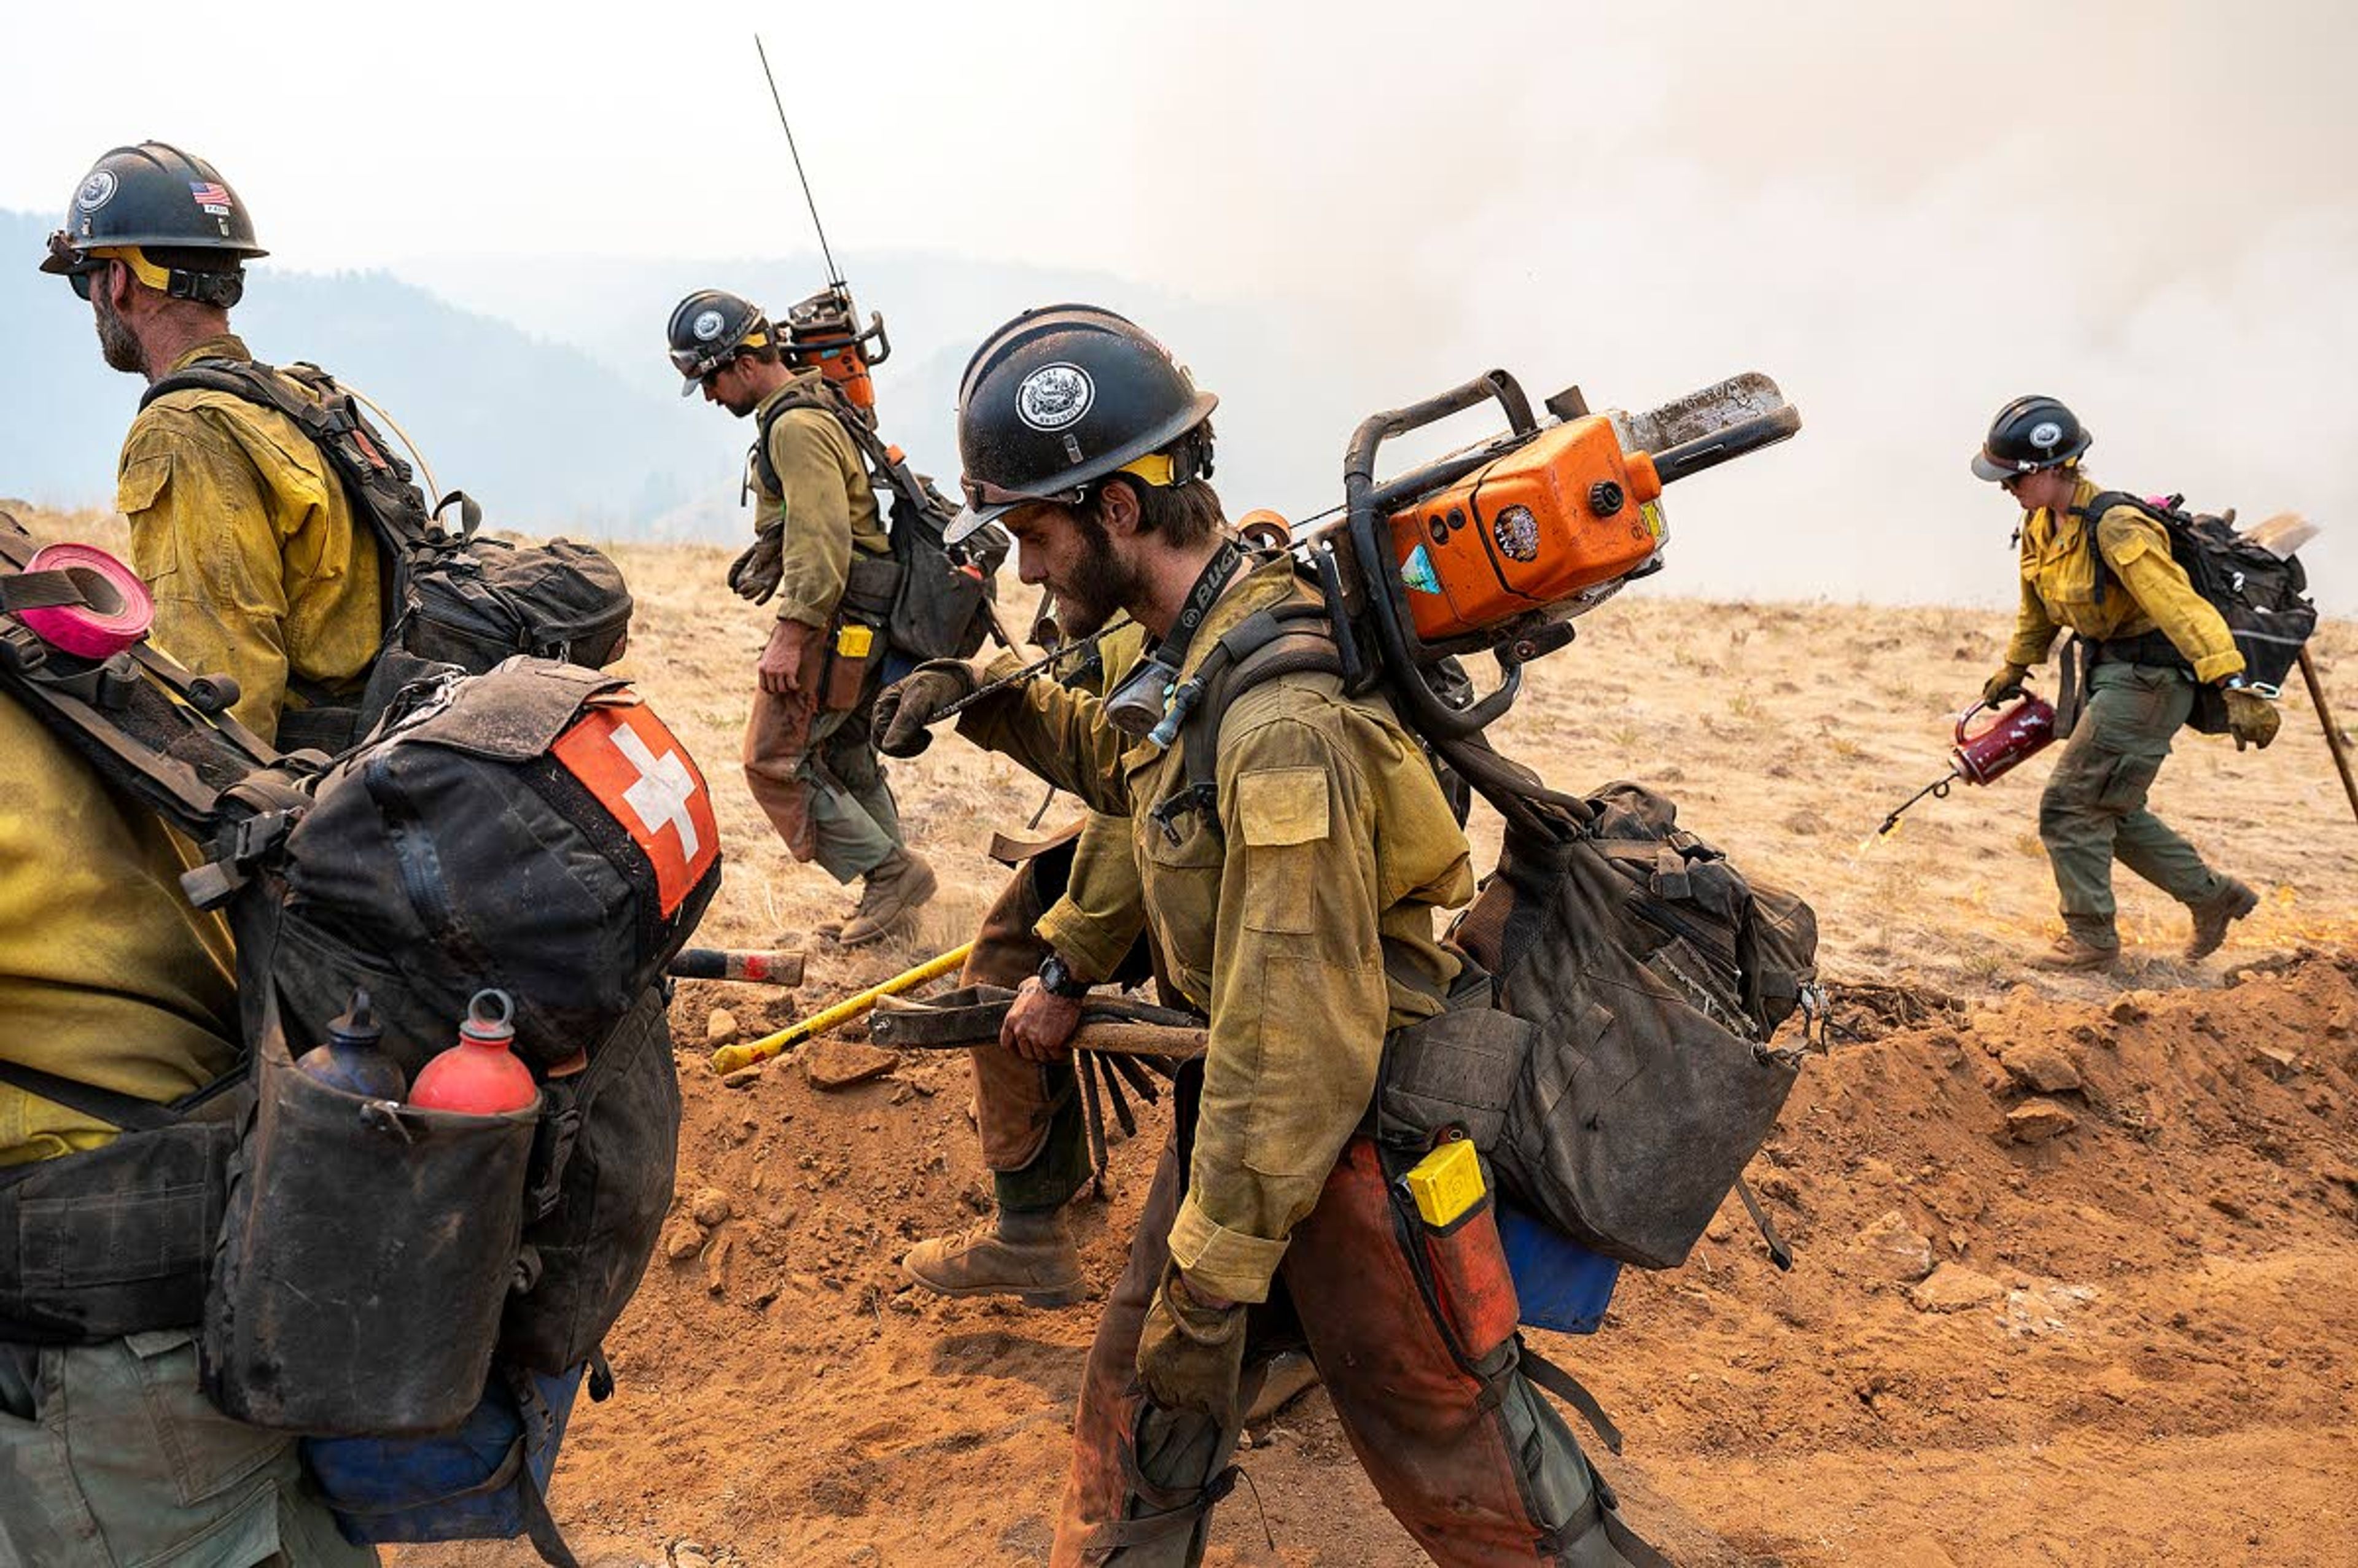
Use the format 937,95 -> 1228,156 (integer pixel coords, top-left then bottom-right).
752,381 -> 949,534
141,358 -> 431,632
0,1058 -> 184,1133
748,384 -> 836,499
1,525 -> 313,902
1148,596 -> 1344,845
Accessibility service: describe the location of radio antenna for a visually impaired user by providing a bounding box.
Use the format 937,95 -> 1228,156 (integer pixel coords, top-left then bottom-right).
755,33 -> 842,289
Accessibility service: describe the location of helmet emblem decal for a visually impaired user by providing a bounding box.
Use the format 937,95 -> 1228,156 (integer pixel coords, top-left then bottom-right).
691,309 -> 727,343
2029,420 -> 2063,450
1016,363 -> 1094,432
74,170 -> 117,213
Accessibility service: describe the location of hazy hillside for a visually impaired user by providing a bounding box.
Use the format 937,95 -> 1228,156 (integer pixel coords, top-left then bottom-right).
2,209 -> 698,536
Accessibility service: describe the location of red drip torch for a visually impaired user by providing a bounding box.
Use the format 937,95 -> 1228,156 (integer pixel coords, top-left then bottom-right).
1878,691 -> 2056,836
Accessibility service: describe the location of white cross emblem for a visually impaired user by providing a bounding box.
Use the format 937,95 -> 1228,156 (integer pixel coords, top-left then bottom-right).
613,726 -> 701,861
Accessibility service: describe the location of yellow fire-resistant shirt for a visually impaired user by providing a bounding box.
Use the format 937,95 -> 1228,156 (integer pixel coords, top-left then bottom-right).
960,554 -> 1473,1303
1033,619 -> 1149,983
2002,476 -> 2244,684
0,698 -> 239,1168
747,371 -> 889,631
118,335 -> 383,743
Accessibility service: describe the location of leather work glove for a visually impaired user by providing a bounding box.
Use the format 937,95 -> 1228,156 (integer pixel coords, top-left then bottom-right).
1134,1263 -> 1247,1426
1981,662 -> 2031,706
2222,685 -> 2282,751
727,528 -> 785,605
872,661 -> 979,758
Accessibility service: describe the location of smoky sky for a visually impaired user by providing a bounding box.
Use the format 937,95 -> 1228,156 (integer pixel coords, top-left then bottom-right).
2,1 -> 2350,608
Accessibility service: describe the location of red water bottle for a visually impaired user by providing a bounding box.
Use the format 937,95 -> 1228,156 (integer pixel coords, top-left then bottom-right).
408,990 -> 539,1114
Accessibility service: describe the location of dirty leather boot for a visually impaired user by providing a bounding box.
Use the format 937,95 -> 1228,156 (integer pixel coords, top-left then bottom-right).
2028,931 -> 2119,973
837,847 -> 938,947
2184,877 -> 2259,961
900,1207 -> 1084,1307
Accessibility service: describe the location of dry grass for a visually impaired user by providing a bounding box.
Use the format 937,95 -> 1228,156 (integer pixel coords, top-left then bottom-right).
12,495 -> 2354,1003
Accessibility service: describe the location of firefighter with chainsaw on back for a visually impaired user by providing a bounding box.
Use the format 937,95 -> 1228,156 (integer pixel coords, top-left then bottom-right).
41,142 -> 383,749
1973,395 -> 2281,972
670,288 -> 936,946
873,306 -> 1652,1566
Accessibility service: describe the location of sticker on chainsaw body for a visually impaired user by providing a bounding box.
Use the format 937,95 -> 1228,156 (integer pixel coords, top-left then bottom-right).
551,705 -> 720,916
1401,543 -> 1442,596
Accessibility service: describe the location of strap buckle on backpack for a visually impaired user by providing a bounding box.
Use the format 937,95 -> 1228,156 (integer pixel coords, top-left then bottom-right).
1150,782 -> 1219,846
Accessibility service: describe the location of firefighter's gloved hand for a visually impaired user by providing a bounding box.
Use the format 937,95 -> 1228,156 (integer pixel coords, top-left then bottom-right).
873,662 -> 978,758
2223,686 -> 2281,751
1982,662 -> 2031,706
1134,1263 -> 1247,1426
728,529 -> 785,605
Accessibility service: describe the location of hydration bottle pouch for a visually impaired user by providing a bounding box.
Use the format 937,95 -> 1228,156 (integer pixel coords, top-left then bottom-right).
204,992 -> 539,1435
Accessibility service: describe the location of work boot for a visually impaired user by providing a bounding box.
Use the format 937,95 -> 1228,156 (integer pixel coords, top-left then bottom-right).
2185,877 -> 2259,961
836,847 -> 938,947
2028,932 -> 2119,973
900,1208 -> 1084,1307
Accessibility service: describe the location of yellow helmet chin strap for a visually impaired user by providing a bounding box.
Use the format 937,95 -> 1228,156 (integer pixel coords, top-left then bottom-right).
1115,451 -> 1177,488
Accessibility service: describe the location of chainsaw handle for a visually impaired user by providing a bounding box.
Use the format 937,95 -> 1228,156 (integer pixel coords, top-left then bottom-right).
1342,370 -> 1540,740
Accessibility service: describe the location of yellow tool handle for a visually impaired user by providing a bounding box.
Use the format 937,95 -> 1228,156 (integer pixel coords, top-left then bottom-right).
709,941 -> 972,1074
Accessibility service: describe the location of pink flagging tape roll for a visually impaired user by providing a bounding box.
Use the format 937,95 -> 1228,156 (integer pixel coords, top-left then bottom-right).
16,543 -> 155,658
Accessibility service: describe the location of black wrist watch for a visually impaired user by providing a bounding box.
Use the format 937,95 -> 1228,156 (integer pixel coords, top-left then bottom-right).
1037,952 -> 1092,999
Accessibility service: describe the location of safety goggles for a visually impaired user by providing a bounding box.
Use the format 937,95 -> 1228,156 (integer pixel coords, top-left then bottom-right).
670,327 -> 772,392
47,234 -> 178,301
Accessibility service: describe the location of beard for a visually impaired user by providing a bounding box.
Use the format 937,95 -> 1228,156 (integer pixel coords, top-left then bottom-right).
1054,505 -> 1145,638
92,289 -> 145,375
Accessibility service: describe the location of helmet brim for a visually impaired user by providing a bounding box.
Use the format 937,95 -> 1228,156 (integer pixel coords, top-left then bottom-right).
678,375 -> 701,398
1970,451 -> 2017,483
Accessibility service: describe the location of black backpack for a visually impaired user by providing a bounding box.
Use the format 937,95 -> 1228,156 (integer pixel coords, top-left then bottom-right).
1,514 -> 712,1559
752,379 -> 1008,661
138,358 -> 634,747
2084,491 -> 2320,731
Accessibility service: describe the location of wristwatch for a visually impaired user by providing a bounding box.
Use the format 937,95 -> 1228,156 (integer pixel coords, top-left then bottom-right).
1037,951 -> 1092,999
2219,673 -> 2252,691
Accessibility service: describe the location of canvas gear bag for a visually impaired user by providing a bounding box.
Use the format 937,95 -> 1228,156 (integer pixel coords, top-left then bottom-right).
2080,491 -> 2320,734
137,358 -> 633,750
1155,573 -> 1818,1273
752,378 -> 1007,662
1426,783 -> 1817,1270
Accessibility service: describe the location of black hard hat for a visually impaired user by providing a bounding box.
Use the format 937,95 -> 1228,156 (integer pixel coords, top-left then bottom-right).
1972,395 -> 2092,483
946,304 -> 1218,543
666,289 -> 772,397
40,142 -> 265,308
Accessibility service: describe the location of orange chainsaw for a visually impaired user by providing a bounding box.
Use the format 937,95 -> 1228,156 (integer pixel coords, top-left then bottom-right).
1305,368 -> 1801,743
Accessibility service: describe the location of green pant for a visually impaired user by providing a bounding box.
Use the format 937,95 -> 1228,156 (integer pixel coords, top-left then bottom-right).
2038,662 -> 2227,946
0,1330 -> 376,1567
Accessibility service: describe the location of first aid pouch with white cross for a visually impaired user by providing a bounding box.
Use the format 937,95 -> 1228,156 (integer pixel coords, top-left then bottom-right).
214,657 -> 712,1384
246,655 -> 720,1078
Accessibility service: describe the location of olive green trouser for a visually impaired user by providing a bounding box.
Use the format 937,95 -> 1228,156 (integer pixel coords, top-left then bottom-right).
741,637 -> 903,885
2039,662 -> 2228,947
0,1330 -> 376,1567
963,843 -> 1098,1215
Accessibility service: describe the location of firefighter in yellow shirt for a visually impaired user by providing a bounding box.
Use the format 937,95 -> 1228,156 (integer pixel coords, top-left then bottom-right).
901,616 -> 1151,1306
1972,396 -> 2280,972
669,289 -> 936,945
876,308 -> 1649,1566
42,142 -> 381,748
0,677 -> 371,1561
